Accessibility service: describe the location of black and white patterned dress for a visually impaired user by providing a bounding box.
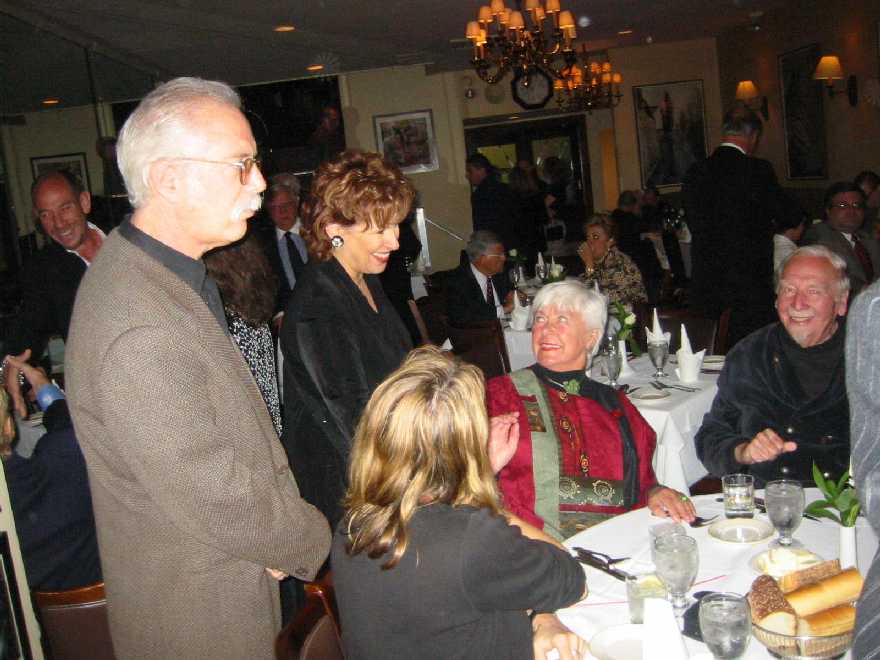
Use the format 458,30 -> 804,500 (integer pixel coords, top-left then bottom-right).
226,309 -> 282,436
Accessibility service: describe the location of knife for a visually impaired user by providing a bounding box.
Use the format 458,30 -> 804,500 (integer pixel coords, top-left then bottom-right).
573,547 -> 631,581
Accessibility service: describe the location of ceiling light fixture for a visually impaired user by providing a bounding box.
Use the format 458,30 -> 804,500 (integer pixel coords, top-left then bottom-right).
306,64 -> 324,72
41,98 -> 61,106
554,48 -> 622,112
617,29 -> 633,35
465,0 -> 580,84
273,24 -> 296,33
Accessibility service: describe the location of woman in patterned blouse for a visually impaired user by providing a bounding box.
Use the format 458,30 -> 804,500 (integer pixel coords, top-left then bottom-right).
577,214 -> 648,306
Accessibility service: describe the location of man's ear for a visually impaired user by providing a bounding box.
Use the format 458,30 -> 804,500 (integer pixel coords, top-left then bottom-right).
147,160 -> 181,204
79,191 -> 92,215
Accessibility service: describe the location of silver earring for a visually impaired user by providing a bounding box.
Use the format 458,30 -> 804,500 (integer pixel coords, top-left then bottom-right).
331,235 -> 344,249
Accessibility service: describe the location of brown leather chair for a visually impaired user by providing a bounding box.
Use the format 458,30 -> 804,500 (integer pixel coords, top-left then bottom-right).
276,572 -> 342,660
32,582 -> 116,660
446,319 -> 511,380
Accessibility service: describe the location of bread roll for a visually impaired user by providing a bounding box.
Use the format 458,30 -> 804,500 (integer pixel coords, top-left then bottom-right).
778,559 -> 840,593
749,575 -> 797,635
797,604 -> 856,636
786,568 -> 863,617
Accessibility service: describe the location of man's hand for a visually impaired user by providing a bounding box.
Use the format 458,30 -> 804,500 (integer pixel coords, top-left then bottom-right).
532,613 -> 586,660
488,412 -> 519,474
734,429 -> 797,465
265,568 -> 288,580
647,486 -> 697,523
3,349 -> 35,418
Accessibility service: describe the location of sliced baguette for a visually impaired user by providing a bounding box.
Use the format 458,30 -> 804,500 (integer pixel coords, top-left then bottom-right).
749,575 -> 797,635
786,568 -> 864,617
778,559 -> 841,594
797,604 -> 857,636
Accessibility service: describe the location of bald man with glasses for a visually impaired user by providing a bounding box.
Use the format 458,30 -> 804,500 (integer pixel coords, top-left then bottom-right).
446,230 -> 514,325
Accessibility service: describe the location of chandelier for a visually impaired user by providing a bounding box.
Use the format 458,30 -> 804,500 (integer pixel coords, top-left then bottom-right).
465,0 -> 579,84
555,50 -> 623,112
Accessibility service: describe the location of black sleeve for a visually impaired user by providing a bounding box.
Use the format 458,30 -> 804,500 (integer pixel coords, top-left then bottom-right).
5,260 -> 55,361
461,509 -> 584,614
42,399 -> 72,434
694,361 -> 750,477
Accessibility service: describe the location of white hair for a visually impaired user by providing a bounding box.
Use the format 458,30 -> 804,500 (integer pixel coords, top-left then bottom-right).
776,245 -> 850,300
269,172 -> 301,197
117,77 -> 242,207
532,280 -> 608,358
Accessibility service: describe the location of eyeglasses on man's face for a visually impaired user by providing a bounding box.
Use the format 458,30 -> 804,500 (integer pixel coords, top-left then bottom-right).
167,155 -> 262,185
830,201 -> 865,210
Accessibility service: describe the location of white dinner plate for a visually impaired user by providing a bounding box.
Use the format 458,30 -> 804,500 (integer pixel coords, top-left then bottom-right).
629,389 -> 670,400
590,624 -> 644,660
750,547 -> 822,577
708,517 -> 774,544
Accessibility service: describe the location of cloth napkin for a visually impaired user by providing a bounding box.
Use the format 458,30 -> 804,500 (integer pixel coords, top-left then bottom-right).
644,597 -> 689,660
509,289 -> 531,331
675,324 -> 705,383
536,252 -> 545,270
645,309 -> 671,345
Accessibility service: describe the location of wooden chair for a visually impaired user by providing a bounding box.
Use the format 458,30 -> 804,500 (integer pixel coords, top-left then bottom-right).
32,581 -> 116,660
446,319 -> 511,380
275,572 -> 342,660
408,297 -> 448,346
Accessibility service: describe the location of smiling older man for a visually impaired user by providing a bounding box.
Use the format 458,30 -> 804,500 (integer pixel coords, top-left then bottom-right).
696,245 -> 851,485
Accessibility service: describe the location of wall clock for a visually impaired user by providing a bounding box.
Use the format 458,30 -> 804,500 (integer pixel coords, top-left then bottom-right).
510,69 -> 553,110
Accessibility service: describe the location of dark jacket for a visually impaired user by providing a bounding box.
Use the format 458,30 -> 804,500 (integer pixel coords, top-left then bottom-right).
4,400 -> 101,590
471,177 -> 521,251
804,222 -> 880,298
445,262 -> 509,326
280,258 -> 412,527
5,242 -> 86,360
252,216 -> 297,315
695,323 -> 849,485
682,145 -> 785,346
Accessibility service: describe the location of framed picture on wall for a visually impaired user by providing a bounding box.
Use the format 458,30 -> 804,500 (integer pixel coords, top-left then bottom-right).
632,79 -> 707,188
778,44 -> 827,179
30,152 -> 91,193
373,110 -> 439,174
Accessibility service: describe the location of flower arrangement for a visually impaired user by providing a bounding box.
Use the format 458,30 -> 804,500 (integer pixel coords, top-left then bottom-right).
507,248 -> 527,267
610,301 -> 641,356
544,261 -> 566,283
805,464 -> 860,526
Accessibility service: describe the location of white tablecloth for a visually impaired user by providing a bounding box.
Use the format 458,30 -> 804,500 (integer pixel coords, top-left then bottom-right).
559,491 -> 847,659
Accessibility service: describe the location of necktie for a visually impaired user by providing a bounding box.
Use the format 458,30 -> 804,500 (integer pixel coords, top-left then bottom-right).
285,232 -> 306,280
853,234 -> 875,283
485,277 -> 495,308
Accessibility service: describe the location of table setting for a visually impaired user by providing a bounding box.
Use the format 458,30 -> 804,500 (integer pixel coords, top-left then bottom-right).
557,483 -> 871,659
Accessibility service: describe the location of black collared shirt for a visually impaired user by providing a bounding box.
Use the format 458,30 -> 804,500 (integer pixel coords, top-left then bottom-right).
118,219 -> 228,333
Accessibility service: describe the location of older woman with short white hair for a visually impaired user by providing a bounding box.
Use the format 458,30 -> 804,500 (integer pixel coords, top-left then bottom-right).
486,280 -> 694,540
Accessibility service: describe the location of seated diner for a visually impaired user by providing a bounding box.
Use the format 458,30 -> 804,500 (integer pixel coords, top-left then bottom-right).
577,214 -> 648,306
332,346 -> 587,660
486,281 -> 694,540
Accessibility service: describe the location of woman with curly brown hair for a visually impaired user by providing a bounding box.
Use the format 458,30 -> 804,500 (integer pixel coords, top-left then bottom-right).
204,229 -> 282,435
577,213 -> 648,306
279,150 -> 415,528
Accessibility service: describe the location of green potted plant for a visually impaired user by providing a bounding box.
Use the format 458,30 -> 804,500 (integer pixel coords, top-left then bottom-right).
804,464 -> 859,526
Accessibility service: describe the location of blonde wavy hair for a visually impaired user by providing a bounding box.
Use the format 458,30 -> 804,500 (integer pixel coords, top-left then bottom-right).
343,346 -> 501,569
300,150 -> 416,261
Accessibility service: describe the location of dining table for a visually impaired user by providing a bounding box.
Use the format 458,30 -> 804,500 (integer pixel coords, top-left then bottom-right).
502,335 -> 719,495
557,489 -> 851,659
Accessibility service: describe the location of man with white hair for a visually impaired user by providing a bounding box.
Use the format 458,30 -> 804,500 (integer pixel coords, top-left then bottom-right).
696,245 -> 851,485
65,77 -> 330,660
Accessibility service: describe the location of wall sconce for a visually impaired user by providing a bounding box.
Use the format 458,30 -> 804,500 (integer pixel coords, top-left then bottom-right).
735,80 -> 769,120
813,55 -> 858,106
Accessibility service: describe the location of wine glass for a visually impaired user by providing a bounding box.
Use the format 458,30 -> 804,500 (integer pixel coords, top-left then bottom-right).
765,479 -> 805,548
699,592 -> 751,659
606,342 -> 622,388
535,262 -> 547,281
648,340 -> 669,378
509,266 -> 522,289
653,534 -> 699,617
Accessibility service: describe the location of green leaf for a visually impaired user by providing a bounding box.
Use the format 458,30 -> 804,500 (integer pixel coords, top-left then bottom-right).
805,500 -> 834,514
813,463 -> 831,498
835,489 -> 857,511
807,508 -> 843,524
844,503 -> 861,527
836,470 -> 852,493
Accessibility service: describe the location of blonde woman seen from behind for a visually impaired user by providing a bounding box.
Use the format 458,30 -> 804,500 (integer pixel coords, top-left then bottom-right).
332,346 -> 587,660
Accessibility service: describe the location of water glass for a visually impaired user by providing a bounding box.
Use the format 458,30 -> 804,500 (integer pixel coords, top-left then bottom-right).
626,573 -> 667,624
535,262 -> 547,281
765,479 -> 805,547
648,340 -> 669,378
653,534 -> 699,617
509,266 -> 522,288
722,473 -> 755,519
649,522 -> 686,564
699,592 -> 751,659
605,343 -> 622,388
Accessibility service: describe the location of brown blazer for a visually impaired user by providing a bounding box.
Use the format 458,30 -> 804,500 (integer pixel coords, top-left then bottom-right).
66,228 -> 330,660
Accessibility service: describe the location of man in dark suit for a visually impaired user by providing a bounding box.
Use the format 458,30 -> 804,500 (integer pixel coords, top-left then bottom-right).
805,181 -> 880,298
256,175 -> 308,322
3,170 -> 106,417
682,105 -> 786,348
465,153 -> 521,252
446,230 -> 513,325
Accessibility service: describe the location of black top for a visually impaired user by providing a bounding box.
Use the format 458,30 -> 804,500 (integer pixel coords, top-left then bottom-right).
471,176 -> 522,251
332,504 -> 585,660
4,400 -> 101,590
119,219 -> 227,333
445,262 -> 510,326
280,258 -> 412,526
779,321 -> 845,400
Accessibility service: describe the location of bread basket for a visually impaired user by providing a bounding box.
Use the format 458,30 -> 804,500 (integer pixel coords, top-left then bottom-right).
751,621 -> 852,659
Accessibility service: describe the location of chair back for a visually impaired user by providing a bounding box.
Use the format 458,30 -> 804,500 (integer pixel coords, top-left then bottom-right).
276,572 -> 342,660
32,582 -> 116,660
407,299 -> 431,345
658,310 -> 718,355
446,319 -> 511,380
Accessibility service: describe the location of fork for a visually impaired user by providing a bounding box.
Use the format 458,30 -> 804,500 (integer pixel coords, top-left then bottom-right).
652,380 -> 699,393
689,515 -> 719,528
576,548 -> 629,565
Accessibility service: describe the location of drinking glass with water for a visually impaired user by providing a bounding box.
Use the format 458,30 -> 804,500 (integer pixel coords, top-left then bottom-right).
699,592 -> 750,659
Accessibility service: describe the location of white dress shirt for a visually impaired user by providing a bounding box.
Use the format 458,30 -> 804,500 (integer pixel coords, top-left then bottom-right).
469,263 -> 504,319
275,222 -> 307,289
